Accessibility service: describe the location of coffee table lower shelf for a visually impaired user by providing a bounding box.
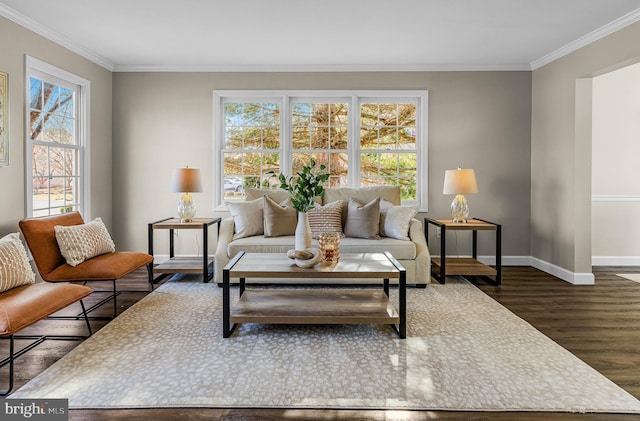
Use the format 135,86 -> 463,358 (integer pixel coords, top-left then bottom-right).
230,289 -> 399,325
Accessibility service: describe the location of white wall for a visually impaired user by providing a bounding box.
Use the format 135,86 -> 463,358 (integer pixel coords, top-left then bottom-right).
592,62 -> 640,263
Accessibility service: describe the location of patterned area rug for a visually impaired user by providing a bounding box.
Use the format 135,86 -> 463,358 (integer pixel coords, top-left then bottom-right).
10,277 -> 640,413
617,274 -> 640,283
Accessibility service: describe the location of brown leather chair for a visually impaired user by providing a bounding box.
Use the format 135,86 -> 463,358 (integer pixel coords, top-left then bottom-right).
19,212 -> 154,318
1,282 -> 92,395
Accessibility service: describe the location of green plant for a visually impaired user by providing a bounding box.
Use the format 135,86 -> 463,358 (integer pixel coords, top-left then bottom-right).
267,159 -> 329,213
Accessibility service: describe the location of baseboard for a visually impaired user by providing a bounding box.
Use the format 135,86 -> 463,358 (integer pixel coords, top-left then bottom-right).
529,257 -> 595,285
592,256 -> 640,266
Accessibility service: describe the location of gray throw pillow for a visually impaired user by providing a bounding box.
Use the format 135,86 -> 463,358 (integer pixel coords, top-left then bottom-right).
344,197 -> 381,239
263,195 -> 297,237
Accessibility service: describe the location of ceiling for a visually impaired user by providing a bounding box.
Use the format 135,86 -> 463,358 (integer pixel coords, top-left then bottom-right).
2,0 -> 640,72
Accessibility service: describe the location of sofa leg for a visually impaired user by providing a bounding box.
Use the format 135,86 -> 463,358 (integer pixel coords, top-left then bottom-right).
415,284 -> 427,289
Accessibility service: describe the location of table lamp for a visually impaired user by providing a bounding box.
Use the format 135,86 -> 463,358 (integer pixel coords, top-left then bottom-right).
443,168 -> 478,223
170,167 -> 203,222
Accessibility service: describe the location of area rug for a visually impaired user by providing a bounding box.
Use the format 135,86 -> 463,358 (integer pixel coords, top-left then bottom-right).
10,277 -> 640,413
617,273 -> 640,283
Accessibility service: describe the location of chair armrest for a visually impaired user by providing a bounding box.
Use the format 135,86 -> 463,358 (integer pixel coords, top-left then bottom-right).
408,218 -> 431,284
214,217 -> 235,283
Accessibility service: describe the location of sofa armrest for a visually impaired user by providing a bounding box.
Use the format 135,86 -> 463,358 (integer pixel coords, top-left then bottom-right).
214,217 -> 235,283
408,218 -> 431,284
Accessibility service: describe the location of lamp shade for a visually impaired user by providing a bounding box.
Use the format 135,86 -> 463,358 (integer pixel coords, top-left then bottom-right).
443,168 -> 478,194
170,167 -> 203,193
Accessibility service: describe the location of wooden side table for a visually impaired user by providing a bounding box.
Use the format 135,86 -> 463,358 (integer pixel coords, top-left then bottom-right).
424,218 -> 501,285
148,217 -> 221,284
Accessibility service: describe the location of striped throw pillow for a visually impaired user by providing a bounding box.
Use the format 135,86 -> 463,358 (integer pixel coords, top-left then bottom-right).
54,217 -> 116,267
309,200 -> 343,239
0,233 -> 36,293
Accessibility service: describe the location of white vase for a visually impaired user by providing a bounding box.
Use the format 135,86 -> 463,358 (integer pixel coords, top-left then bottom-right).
295,212 -> 312,250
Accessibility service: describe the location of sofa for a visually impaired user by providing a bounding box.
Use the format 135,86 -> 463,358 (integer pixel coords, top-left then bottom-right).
213,186 -> 430,286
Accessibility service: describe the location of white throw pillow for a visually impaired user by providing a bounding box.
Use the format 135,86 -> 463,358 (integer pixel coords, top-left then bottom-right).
54,217 -> 116,267
263,196 -> 297,237
227,198 -> 264,239
0,233 -> 36,293
379,199 -> 417,240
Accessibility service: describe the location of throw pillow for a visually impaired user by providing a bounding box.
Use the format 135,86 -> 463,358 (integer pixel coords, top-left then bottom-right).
226,198 -> 264,239
308,200 -> 343,238
263,195 -> 297,237
54,217 -> 116,267
344,197 -> 381,239
0,233 -> 36,293
379,199 -> 418,240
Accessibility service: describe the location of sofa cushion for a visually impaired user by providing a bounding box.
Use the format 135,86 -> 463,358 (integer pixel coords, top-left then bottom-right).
379,199 -> 418,240
308,200 -> 343,238
244,187 -> 291,203
0,233 -> 36,293
54,217 -> 116,267
227,235 -> 416,260
227,198 -> 264,239
344,197 -> 381,239
263,196 -> 297,237
324,186 -> 401,223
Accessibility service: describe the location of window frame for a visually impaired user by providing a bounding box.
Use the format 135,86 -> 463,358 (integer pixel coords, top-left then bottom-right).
213,90 -> 428,211
25,56 -> 91,219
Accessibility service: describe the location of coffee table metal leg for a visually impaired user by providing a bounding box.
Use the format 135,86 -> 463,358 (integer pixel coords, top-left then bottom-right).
240,278 -> 245,296
399,269 -> 406,339
223,268 -> 231,338
383,278 -> 389,297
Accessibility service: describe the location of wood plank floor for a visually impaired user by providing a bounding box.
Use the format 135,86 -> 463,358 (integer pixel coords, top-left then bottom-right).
2,266 -> 640,420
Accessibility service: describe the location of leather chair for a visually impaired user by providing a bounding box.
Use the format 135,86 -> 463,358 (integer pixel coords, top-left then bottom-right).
19,212 -> 154,318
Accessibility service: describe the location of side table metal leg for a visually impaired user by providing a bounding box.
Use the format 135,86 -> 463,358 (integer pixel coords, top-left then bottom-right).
399,269 -> 406,339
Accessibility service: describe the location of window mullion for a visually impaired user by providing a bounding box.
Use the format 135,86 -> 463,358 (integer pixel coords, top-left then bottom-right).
349,95 -> 360,187
281,95 -> 291,175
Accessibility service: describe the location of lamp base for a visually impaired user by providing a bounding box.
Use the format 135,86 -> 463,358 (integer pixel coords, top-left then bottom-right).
451,194 -> 470,223
177,193 -> 196,223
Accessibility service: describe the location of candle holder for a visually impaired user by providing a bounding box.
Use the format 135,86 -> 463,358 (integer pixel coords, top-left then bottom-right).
318,232 -> 340,264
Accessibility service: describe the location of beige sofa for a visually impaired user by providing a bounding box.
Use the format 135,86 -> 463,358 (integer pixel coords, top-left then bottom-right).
214,186 -> 430,286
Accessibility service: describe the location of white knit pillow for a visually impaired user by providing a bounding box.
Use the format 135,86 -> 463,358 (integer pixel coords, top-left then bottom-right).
54,217 -> 116,267
0,233 -> 36,293
308,200 -> 343,238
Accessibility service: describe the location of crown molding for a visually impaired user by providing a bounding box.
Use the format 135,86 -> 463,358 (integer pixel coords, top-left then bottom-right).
0,3 -> 115,71
113,63 -> 532,73
531,8 -> 640,70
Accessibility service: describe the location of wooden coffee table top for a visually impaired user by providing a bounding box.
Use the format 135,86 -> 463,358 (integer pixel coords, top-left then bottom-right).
226,252 -> 402,279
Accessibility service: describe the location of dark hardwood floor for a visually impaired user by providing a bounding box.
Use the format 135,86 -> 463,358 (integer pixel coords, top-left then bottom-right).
2,266 -> 640,420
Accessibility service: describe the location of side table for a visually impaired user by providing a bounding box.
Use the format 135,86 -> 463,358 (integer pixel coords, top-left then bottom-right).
148,217 -> 221,284
424,218 -> 501,285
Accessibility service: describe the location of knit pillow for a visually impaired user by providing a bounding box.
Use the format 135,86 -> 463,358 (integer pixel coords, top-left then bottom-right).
54,217 -> 116,267
308,200 -> 343,238
0,233 -> 36,293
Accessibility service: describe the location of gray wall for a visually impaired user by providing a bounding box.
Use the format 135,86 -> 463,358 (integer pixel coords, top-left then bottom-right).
531,21 -> 640,279
0,16 -> 113,235
113,71 -> 531,257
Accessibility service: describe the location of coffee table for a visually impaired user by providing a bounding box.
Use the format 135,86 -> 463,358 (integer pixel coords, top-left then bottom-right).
222,252 -> 406,338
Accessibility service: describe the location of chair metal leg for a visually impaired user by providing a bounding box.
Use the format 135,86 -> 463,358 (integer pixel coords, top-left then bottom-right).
80,300 -> 92,336
0,335 -> 14,396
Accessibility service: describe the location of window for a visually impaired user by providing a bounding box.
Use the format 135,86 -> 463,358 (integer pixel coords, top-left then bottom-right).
26,57 -> 90,218
214,90 -> 428,210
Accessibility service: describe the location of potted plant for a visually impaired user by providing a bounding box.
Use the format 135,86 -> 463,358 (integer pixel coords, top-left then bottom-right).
268,159 -> 329,250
